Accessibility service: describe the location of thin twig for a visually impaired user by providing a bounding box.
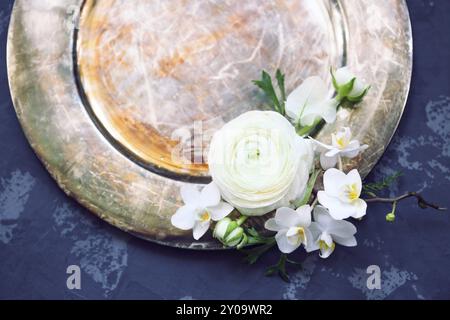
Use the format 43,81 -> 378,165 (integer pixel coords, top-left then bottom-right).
365,192 -> 446,211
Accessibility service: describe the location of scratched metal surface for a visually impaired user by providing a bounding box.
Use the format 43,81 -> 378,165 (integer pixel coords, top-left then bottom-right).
7,0 -> 412,249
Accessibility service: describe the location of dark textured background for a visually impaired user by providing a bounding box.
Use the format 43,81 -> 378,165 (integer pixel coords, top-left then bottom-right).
0,0 -> 449,300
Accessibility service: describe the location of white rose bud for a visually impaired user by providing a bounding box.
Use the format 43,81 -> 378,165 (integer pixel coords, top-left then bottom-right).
208,111 -> 314,216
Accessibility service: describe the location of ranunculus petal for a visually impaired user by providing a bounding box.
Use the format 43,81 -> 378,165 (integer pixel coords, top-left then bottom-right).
275,230 -> 301,254
298,138 -> 315,172
180,184 -> 201,205
193,221 -> 210,240
199,182 -> 221,207
171,205 -> 196,230
323,168 -> 346,197
209,201 -> 234,221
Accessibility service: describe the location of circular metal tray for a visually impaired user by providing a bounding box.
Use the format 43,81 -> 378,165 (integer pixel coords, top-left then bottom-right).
7,0 -> 412,249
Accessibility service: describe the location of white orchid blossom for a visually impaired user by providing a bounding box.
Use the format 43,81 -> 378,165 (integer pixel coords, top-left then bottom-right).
309,206 -> 357,258
311,127 -> 369,170
317,168 -> 367,220
264,205 -> 316,254
171,182 -> 234,240
286,76 -> 338,127
332,67 -> 369,102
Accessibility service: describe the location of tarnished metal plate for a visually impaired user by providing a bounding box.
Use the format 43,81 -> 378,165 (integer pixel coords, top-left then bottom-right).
7,0 -> 412,249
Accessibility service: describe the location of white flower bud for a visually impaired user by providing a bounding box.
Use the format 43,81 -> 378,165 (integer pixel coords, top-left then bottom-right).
332,67 -> 369,103
213,217 -> 231,240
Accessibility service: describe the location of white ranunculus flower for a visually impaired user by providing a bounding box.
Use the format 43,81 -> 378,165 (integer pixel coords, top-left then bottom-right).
309,206 -> 357,258
311,127 -> 369,170
264,205 -> 316,254
208,111 -> 314,216
171,182 -> 234,240
286,76 -> 338,127
317,168 -> 367,220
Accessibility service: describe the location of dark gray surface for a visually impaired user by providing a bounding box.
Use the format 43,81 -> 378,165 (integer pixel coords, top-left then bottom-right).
0,0 -> 449,299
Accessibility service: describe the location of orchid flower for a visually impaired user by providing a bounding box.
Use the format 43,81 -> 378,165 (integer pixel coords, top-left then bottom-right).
311,127 -> 369,170
317,168 -> 367,220
309,206 -> 357,258
171,182 -> 234,240
286,76 -> 338,127
264,205 -> 316,254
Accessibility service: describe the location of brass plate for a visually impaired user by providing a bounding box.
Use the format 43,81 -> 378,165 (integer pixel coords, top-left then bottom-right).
7,0 -> 412,249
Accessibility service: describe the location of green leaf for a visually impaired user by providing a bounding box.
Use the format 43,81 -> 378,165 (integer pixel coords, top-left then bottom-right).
253,71 -> 282,114
264,254 -> 294,283
337,78 -> 356,100
363,171 -> 403,195
245,229 -> 275,246
294,168 -> 321,208
296,118 -> 323,137
330,67 -> 339,91
242,238 -> 276,265
246,227 -> 260,238
276,69 -> 286,115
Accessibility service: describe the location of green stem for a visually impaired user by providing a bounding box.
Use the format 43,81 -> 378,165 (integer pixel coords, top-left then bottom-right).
236,215 -> 248,226
391,201 -> 398,215
243,238 -> 276,265
364,192 -> 446,211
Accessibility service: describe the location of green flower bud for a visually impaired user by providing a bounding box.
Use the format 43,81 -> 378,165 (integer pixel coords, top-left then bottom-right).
226,221 -> 239,235
224,227 -> 245,247
236,233 -> 248,250
386,213 -> 396,222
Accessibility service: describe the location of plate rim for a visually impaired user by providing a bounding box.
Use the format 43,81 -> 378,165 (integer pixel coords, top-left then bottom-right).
7,0 -> 413,250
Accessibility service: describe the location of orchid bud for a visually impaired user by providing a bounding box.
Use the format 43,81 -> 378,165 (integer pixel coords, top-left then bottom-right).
386,212 -> 396,222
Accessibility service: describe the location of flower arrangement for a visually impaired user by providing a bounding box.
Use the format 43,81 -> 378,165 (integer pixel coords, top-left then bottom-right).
171,68 -> 445,281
